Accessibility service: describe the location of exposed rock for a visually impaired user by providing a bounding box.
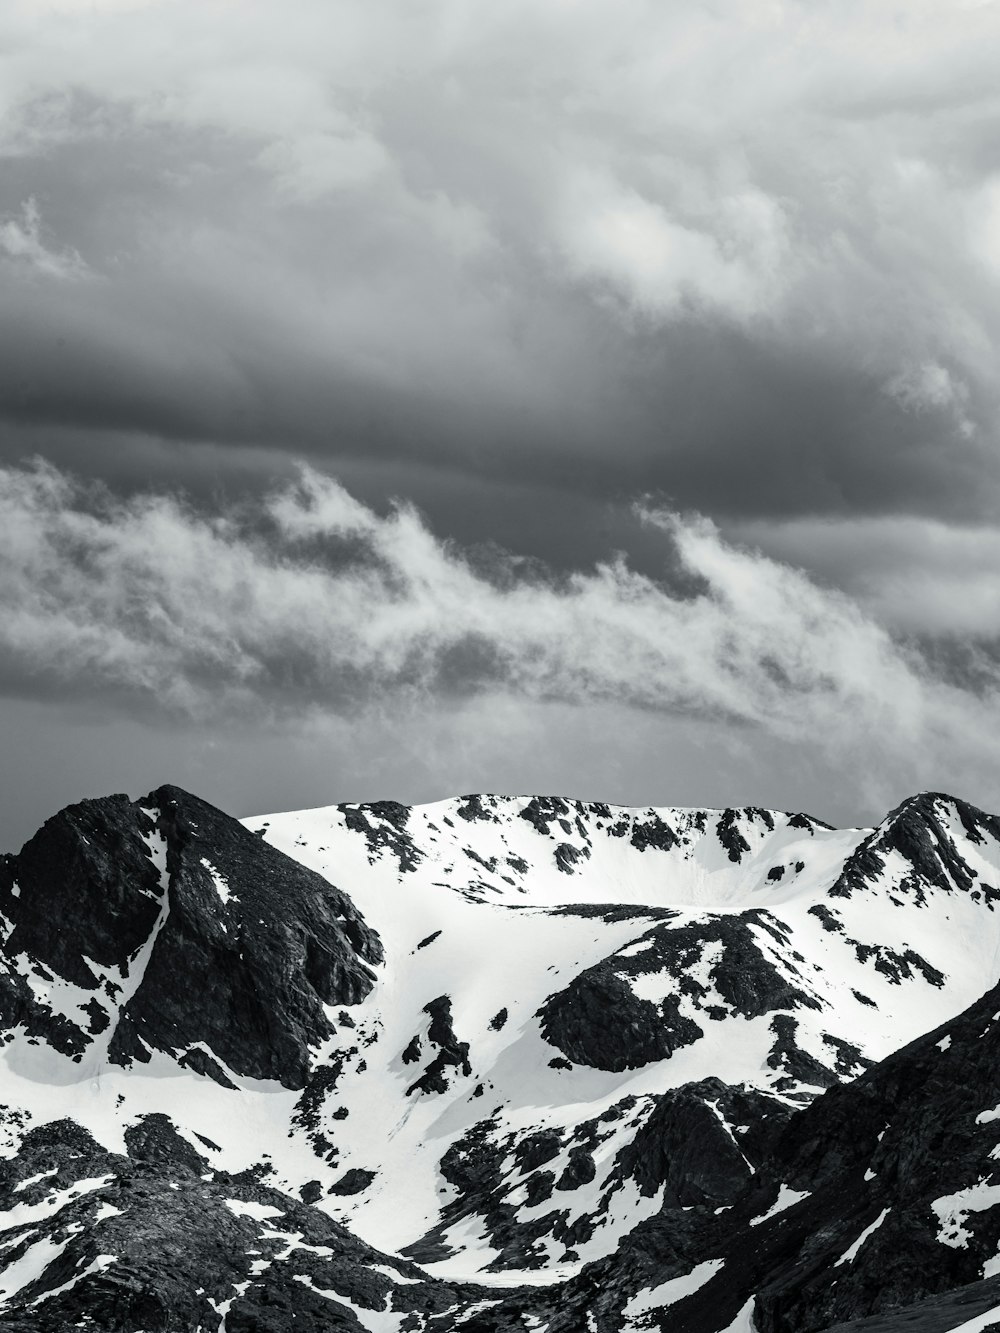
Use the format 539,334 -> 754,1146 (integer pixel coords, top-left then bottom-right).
1,783 -> 999,1330
406,995 -> 472,1096
538,912 -> 819,1072
341,800 -> 422,873
329,1168 -> 377,1196
555,1146 -> 596,1192
112,786 -> 383,1089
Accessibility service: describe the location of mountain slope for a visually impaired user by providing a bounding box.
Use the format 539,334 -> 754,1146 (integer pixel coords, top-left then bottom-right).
256,791 -> 1000,1279
0,787 -> 996,1328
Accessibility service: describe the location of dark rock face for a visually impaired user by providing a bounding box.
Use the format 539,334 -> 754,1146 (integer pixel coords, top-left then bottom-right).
123,1113 -> 209,1174
555,1146 -> 596,1192
829,793 -> 1000,906
115,787 -> 383,1089
0,1111 -> 474,1333
608,1079 -> 793,1208
539,967 -> 702,1072
0,797 -> 167,1058
610,977 -> 1000,1333
341,800 -> 422,872
406,995 -> 472,1096
767,1013 -> 840,1089
456,794 -> 502,824
514,1130 -> 562,1172
821,1276 -> 1000,1332
0,786 -> 383,1091
716,808 -> 753,862
449,975 -> 1000,1331
538,911 -> 819,1072
329,1167 -> 377,1195
626,812 -> 679,853
554,842 -> 587,874
1,795 -> 163,989
519,797 -> 575,838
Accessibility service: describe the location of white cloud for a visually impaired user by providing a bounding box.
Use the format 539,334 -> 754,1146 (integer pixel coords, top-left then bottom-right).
729,514 -> 1000,640
0,462 -> 996,814
0,198 -> 90,280
257,129 -> 390,201
557,169 -> 790,323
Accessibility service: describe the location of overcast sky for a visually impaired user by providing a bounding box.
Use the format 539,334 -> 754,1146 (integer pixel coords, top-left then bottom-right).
2,0 -> 1000,847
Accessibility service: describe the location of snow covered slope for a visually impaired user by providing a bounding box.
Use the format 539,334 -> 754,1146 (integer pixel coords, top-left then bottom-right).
0,785 -> 998,1330
253,792 -> 1000,1279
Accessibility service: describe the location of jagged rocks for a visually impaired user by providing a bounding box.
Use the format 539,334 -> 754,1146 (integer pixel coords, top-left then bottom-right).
768,1014 -> 840,1089
514,1131 -> 562,1172
456,794 -> 502,824
631,979 -> 1000,1333
538,912 -> 819,1072
716,808 -> 753,862
0,786 -> 384,1090
555,1146 -> 596,1191
627,812 -> 680,853
111,786 -> 383,1089
4,784 -> 1000,1328
554,842 -> 587,874
329,1167 -> 376,1195
519,797 -> 576,838
406,995 -> 472,1095
0,1111 -> 445,1333
0,796 -> 164,988
341,800 -> 422,873
607,1079 -> 792,1208
539,967 -> 703,1071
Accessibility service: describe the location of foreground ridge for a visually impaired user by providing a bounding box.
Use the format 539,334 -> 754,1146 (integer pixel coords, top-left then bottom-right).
0,787 -> 997,1329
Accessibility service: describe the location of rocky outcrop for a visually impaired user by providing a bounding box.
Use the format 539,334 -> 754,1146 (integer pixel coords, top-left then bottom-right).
603,977 -> 1000,1333
0,785 -> 383,1090
406,995 -> 472,1096
538,912 -> 819,1072
0,1112 -> 484,1333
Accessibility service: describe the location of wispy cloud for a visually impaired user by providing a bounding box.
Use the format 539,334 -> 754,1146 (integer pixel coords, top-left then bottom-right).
1,462 -> 996,811
731,515 -> 1000,642
0,198 -> 91,280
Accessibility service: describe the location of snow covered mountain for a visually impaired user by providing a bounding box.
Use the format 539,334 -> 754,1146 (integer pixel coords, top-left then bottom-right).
1,785 -> 1000,1330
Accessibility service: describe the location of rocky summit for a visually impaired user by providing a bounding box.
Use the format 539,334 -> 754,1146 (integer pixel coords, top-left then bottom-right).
0,789 -> 999,1329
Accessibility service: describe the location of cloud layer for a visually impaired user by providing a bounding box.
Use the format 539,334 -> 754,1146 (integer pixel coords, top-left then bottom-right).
2,0 -> 1000,532
3,3 -> 1000,840
2,461 -> 997,823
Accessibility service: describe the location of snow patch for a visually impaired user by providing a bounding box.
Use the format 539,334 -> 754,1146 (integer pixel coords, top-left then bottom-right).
200,858 -> 234,906
623,1258 -> 723,1322
749,1185 -> 810,1227
224,1199 -> 284,1222
719,1298 -> 758,1332
835,1208 -> 890,1264
932,1181 -> 1000,1248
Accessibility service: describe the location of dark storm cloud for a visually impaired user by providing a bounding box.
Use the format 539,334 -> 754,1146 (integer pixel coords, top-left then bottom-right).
2,0 -> 1000,554
3,0 -> 1000,846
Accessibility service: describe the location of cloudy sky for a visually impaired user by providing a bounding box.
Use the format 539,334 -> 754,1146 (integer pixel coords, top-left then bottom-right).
2,0 -> 1000,846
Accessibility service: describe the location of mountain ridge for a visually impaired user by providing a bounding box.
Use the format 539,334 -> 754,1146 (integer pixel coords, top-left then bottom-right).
0,784 -> 997,1329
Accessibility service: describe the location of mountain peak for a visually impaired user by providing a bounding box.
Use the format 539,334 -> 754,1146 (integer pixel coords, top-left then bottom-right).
0,783 -> 999,1327
0,786 -> 383,1088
